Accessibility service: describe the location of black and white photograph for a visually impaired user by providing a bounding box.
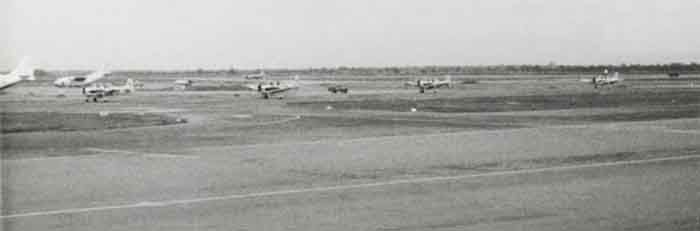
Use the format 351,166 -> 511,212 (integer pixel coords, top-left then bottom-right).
2,0 -> 700,230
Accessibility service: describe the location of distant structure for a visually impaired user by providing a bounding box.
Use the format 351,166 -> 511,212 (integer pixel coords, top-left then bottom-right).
174,79 -> 193,90
668,72 -> 681,78
244,70 -> 266,80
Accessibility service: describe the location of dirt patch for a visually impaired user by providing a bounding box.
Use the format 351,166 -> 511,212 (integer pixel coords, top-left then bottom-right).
1,112 -> 186,133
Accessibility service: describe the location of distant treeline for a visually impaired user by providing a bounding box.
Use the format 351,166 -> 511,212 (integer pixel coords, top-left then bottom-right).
263,63 -> 700,76
37,63 -> 700,77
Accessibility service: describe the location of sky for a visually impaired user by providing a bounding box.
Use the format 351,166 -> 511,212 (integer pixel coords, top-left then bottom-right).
5,0 -> 700,70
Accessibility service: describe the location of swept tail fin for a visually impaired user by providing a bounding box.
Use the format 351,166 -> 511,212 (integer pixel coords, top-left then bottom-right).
9,57 -> 36,81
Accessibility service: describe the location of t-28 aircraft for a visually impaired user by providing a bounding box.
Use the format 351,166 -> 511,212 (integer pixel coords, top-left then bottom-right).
405,75 -> 452,93
580,69 -> 622,88
246,76 -> 300,99
83,78 -> 136,102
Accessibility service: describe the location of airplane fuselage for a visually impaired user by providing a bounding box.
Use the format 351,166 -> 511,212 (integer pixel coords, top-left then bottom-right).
54,76 -> 98,87
591,75 -> 621,88
254,82 -> 298,99
418,80 -> 450,89
54,71 -> 111,88
245,71 -> 266,80
245,75 -> 264,80
412,78 -> 452,93
82,79 -> 135,102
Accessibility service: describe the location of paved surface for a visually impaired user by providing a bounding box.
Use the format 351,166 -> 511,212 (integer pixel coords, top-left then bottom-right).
3,75 -> 700,230
3,120 -> 700,230
3,153 -> 700,230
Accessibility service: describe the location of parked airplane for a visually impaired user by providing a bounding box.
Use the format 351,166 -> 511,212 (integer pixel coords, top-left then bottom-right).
173,79 -> 194,90
405,75 -> 452,93
0,58 -> 36,91
54,68 -> 111,88
580,69 -> 622,88
244,70 -> 266,80
83,78 -> 136,102
246,76 -> 299,99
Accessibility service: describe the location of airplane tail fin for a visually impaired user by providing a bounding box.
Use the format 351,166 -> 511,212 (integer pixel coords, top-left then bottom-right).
126,78 -> 136,92
292,75 -> 300,88
613,72 -> 622,81
96,65 -> 112,77
10,57 -> 36,81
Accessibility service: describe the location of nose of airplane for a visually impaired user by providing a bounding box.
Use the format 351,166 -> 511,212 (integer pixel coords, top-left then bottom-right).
53,79 -> 66,87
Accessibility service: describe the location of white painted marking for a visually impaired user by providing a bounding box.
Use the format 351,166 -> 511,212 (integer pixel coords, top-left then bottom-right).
248,115 -> 302,127
143,154 -> 200,159
83,148 -> 199,159
231,114 -> 253,119
661,128 -> 700,135
4,154 -> 105,163
2,154 -> 699,219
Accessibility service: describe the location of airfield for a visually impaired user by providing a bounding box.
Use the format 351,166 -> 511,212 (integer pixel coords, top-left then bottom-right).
2,73 -> 700,230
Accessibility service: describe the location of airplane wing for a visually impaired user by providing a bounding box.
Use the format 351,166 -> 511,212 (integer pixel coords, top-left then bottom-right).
83,69 -> 111,85
244,84 -> 262,91
264,86 -> 297,95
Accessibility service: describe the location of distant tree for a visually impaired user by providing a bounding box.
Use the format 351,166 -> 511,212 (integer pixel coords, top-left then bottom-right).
34,69 -> 50,77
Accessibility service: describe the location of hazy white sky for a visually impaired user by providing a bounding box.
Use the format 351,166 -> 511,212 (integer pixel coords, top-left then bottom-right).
5,0 -> 700,70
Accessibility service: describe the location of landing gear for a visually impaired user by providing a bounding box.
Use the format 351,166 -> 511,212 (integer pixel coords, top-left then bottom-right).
85,96 -> 102,103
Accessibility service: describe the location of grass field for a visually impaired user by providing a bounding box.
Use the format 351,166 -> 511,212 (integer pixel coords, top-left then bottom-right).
289,88 -> 700,113
0,112 -> 185,133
